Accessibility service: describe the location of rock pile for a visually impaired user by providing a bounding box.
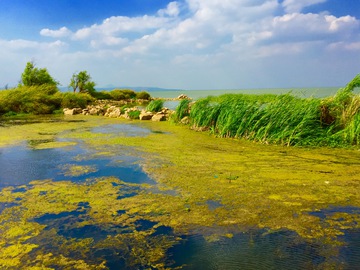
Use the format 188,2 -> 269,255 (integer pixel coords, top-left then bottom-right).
63,102 -> 173,121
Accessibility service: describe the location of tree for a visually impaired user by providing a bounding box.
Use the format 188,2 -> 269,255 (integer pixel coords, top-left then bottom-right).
69,71 -> 96,93
20,61 -> 59,86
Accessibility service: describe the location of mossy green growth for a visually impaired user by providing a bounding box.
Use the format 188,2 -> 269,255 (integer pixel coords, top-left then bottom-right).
1,116 -> 360,269
60,164 -> 98,177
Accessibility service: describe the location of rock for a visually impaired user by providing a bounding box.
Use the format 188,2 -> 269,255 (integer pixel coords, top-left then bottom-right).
63,108 -> 82,115
177,94 -> 190,100
180,116 -> 190,124
89,108 -> 99,115
152,112 -> 166,121
105,106 -> 122,118
139,110 -> 153,120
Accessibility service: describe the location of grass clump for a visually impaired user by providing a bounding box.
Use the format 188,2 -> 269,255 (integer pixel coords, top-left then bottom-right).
127,110 -> 141,119
177,74 -> 360,147
173,99 -> 192,122
189,94 -> 322,146
146,100 -> 164,113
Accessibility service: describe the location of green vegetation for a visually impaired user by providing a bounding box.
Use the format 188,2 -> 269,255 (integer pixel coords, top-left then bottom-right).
0,85 -> 61,115
60,92 -> 95,109
19,61 -> 59,87
146,99 -> 164,112
127,110 -> 141,119
69,70 -> 96,94
136,91 -> 151,100
173,99 -> 191,122
0,63 -> 151,117
109,89 -> 137,100
173,74 -> 360,147
0,117 -> 359,269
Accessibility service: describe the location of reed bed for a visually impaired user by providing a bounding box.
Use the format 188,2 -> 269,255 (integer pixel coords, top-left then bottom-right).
175,74 -> 360,147
146,99 -> 164,112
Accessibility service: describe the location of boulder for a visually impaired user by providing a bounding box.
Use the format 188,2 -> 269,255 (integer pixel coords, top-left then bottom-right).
105,106 -> 122,118
139,110 -> 153,120
63,108 -> 82,115
152,112 -> 166,121
177,94 -> 190,100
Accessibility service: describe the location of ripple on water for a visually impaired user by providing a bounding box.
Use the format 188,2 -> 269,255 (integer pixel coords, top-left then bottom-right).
168,230 -> 330,270
91,124 -> 151,137
0,143 -> 154,187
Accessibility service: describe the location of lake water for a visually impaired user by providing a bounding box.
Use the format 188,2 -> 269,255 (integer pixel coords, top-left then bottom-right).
0,119 -> 359,269
150,87 -> 352,100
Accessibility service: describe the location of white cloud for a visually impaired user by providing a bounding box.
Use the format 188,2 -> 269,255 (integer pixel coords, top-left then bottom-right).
245,12 -> 359,52
1,0 -> 360,89
158,1 -> 181,17
72,15 -> 169,41
40,27 -> 72,38
0,39 -> 67,51
282,0 -> 327,13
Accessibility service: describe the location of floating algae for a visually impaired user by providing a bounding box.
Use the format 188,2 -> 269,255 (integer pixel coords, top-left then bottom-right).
0,116 -> 360,269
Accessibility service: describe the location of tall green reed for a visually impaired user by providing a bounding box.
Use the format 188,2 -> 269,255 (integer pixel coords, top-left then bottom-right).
188,93 -> 324,146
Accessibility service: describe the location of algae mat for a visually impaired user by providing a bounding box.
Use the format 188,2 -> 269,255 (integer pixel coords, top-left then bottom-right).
0,115 -> 360,269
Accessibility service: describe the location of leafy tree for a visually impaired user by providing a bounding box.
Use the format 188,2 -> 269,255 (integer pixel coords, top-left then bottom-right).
69,71 -> 96,94
20,61 -> 59,87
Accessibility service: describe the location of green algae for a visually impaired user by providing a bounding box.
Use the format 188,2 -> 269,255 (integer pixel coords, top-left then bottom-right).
60,164 -> 98,177
1,116 -> 360,269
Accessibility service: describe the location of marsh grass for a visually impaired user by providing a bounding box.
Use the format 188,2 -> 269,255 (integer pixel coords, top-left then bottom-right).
180,74 -> 360,147
173,99 -> 191,122
188,94 -> 323,146
146,99 -> 164,112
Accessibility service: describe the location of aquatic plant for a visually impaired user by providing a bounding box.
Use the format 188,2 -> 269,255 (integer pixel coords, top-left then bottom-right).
188,93 -> 323,146
127,110 -> 141,119
146,99 -> 164,113
1,116 -> 360,268
173,99 -> 191,122
179,74 -> 360,147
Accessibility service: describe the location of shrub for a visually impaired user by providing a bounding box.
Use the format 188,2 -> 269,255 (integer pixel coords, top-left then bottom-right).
0,85 -> 61,115
110,89 -> 137,100
90,91 -> 112,100
58,92 -> 95,109
146,100 -> 164,112
136,91 -> 151,100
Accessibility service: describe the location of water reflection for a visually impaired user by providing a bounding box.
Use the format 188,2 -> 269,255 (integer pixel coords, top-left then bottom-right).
169,230 -> 342,270
0,124 -> 155,187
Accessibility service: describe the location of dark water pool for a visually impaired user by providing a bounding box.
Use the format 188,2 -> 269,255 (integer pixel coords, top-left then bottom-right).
0,144 -> 153,187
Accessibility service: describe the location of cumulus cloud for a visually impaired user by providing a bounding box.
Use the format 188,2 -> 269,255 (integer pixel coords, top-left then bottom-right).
40,26 -> 72,38
265,13 -> 359,43
1,0 -> 360,88
72,15 -> 169,41
158,1 -> 181,17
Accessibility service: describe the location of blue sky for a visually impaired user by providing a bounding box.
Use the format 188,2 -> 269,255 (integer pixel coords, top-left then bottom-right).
0,0 -> 359,90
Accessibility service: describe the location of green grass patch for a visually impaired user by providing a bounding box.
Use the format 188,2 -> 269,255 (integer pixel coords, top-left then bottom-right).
146,99 -> 164,112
